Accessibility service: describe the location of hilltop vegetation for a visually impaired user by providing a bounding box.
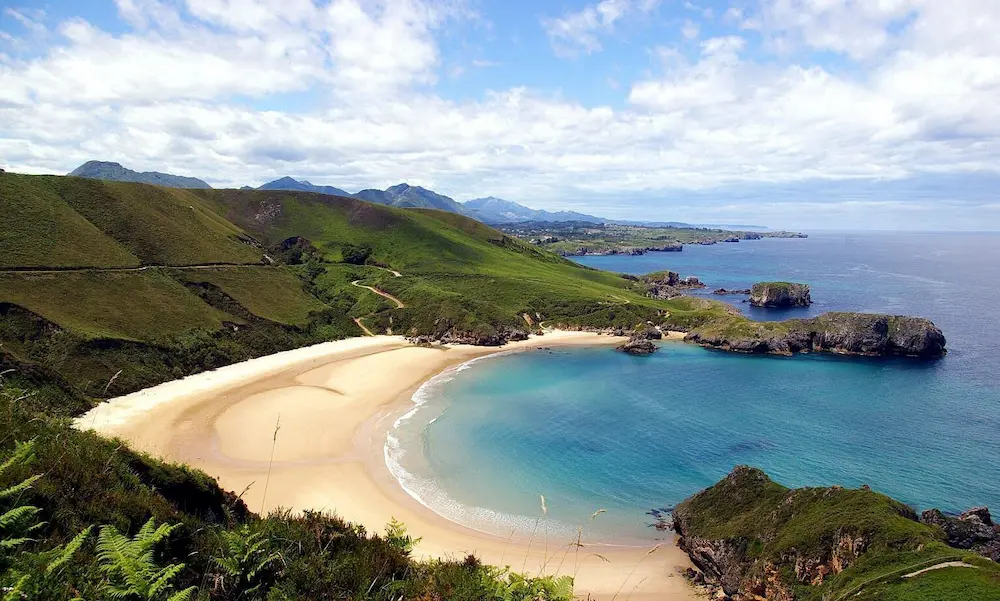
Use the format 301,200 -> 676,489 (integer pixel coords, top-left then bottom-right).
673,467 -> 1000,601
0,173 -> 732,399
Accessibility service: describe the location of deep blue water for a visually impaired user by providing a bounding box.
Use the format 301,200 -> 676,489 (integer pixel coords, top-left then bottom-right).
387,232 -> 1000,541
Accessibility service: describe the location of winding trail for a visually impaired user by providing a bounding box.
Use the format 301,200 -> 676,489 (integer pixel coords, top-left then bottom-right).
351,280 -> 405,309
902,561 -> 977,578
352,317 -> 375,337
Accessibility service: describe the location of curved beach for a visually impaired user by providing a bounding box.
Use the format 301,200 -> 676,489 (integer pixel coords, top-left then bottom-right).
76,331 -> 697,600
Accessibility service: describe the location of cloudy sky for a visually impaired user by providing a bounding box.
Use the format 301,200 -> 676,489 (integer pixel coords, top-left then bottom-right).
2,0 -> 999,230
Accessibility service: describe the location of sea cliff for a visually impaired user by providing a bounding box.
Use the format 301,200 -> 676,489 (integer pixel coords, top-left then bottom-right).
685,312 -> 946,358
672,467 -> 1000,600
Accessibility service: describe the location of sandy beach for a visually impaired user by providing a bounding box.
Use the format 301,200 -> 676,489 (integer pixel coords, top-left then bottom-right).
76,331 -> 698,600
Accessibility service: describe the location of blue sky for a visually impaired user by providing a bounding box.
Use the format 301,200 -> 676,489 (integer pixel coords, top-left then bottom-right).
2,0 -> 999,230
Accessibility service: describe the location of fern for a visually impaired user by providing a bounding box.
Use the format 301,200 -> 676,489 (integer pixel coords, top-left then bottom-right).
96,517 -> 197,601
0,441 -> 44,565
212,525 -> 282,599
1,526 -> 92,601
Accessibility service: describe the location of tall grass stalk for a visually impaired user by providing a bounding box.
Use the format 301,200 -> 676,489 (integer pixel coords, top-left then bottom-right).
260,414 -> 281,514
611,544 -> 661,601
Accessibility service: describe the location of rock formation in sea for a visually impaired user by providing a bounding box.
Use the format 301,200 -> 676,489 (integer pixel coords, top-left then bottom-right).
713,288 -> 751,295
616,334 -> 658,355
643,271 -> 706,299
749,282 -> 812,307
685,312 -> 947,358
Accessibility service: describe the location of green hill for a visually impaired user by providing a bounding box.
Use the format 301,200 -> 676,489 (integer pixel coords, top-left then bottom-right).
673,467 -> 1000,601
1,173 -> 728,398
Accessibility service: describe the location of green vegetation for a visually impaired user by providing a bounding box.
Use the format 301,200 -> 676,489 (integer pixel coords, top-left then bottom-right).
0,173 -> 140,268
673,467 -> 1000,601
172,266 -> 327,327
496,221 -> 805,256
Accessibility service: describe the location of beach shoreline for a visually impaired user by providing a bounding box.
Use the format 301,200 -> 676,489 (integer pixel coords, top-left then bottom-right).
76,330 -> 698,600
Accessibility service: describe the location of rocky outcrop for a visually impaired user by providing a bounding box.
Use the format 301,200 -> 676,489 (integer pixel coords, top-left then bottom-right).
671,466 -> 953,601
616,334 -> 658,355
713,288 -> 751,295
685,313 -> 947,358
414,326 -> 530,347
750,282 -> 812,308
643,271 -> 706,299
921,507 -> 1000,561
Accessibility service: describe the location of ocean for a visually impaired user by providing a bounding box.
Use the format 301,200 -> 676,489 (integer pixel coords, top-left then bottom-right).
386,232 -> 1000,542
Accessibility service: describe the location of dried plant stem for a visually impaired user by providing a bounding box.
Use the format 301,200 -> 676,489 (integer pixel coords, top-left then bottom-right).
611,544 -> 661,601
260,413 -> 281,515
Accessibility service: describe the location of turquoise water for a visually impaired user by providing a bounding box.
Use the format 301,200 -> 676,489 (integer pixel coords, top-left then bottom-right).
387,232 -> 1000,542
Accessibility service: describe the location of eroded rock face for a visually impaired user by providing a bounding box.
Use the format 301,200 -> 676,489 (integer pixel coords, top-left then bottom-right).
685,313 -> 947,358
921,507 -> 1000,561
616,335 -> 658,355
750,282 -> 812,308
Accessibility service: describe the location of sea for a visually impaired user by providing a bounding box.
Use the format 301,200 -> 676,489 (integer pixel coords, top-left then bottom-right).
385,231 -> 1000,542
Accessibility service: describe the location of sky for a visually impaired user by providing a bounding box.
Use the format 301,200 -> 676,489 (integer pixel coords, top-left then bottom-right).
1,0 -> 999,230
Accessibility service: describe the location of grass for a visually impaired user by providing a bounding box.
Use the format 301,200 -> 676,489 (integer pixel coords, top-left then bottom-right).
171,266 -> 328,326
674,467 -> 1000,601
0,270 -> 231,340
0,173 -> 140,268
3,174 -> 264,266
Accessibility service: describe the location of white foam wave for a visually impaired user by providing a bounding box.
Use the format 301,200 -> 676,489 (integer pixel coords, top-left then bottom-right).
384,349 -> 578,540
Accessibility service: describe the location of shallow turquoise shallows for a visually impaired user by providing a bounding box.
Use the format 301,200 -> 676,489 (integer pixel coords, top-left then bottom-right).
387,232 -> 1000,542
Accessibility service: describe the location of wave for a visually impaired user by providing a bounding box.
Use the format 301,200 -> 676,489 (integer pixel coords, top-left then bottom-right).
383,351 -> 579,540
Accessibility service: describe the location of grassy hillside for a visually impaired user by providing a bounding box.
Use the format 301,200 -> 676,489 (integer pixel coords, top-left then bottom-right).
171,265 -> 327,327
1,174 -> 732,399
2,174 -> 263,266
673,467 -> 1000,601
0,173 -> 140,268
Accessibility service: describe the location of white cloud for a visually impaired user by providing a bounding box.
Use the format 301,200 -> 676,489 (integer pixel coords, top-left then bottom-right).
681,19 -> 699,40
541,0 -> 661,57
1,0 -> 1000,229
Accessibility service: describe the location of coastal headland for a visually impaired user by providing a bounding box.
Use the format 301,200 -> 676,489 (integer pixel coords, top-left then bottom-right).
76,331 -> 700,601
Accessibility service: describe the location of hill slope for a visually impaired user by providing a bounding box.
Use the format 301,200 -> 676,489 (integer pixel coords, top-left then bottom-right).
69,160 -> 211,188
673,467 -> 1000,601
464,196 -> 602,224
1,173 -> 726,398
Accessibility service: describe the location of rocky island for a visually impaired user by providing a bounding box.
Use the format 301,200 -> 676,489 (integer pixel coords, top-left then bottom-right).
672,466 -> 1000,601
684,312 -> 947,358
750,281 -> 812,307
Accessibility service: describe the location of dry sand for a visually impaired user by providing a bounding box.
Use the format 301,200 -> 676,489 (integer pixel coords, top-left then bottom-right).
76,331 -> 698,600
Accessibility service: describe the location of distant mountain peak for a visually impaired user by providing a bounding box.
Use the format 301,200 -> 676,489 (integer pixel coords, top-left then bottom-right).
257,176 -> 350,198
68,160 -> 211,189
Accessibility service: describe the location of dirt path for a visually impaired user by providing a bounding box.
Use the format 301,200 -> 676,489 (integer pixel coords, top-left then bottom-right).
902,561 -> 977,578
351,280 -> 405,309
0,263 -> 268,274
375,266 -> 402,277
352,317 -> 375,337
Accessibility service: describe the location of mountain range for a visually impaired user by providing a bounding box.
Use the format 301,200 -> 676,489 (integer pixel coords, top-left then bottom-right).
69,160 -> 211,189
65,161 -> 761,228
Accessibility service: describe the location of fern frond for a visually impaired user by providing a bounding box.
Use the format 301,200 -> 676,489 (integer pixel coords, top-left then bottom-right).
0,440 -> 36,477
47,525 -> 94,575
167,586 -> 197,601
0,474 -> 42,502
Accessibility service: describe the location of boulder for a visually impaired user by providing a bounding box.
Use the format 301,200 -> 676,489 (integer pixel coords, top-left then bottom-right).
616,335 -> 658,355
750,282 -> 812,308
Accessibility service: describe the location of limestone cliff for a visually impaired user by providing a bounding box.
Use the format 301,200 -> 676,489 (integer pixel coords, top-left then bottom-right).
749,282 -> 812,308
